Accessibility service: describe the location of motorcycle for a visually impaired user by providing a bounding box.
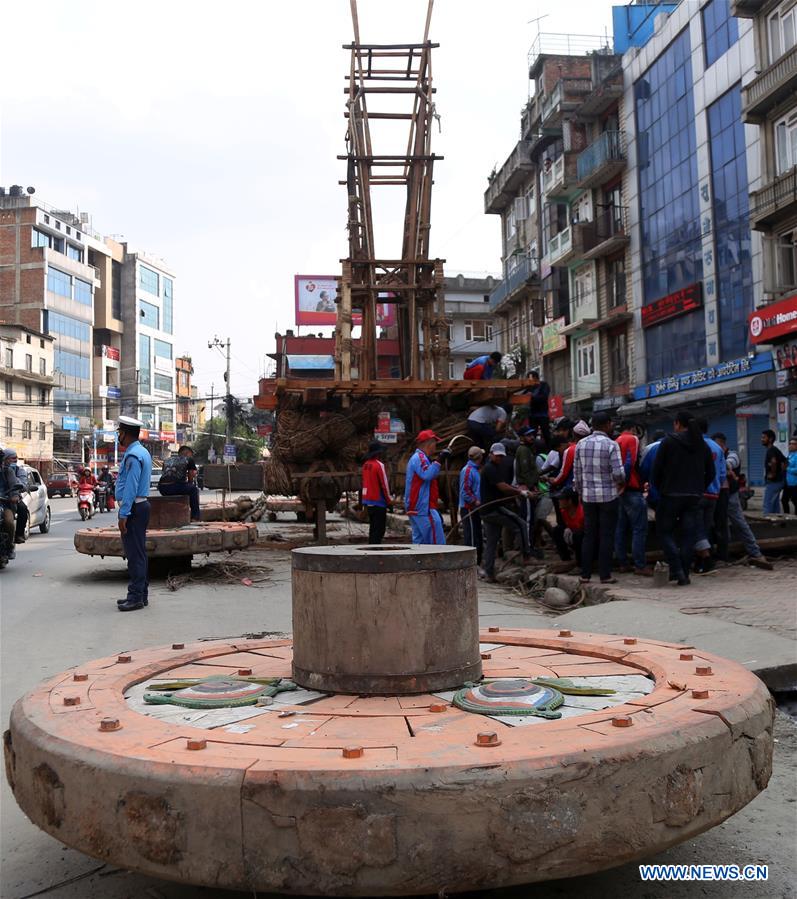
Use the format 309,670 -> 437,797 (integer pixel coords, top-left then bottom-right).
77,486 -> 95,521
0,498 -> 17,568
95,484 -> 108,513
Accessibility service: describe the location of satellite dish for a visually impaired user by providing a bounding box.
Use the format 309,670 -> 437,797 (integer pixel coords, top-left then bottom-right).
26,186 -> 36,195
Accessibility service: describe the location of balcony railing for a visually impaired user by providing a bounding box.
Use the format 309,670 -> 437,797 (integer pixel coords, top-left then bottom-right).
543,227 -> 573,267
749,166 -> 797,227
489,255 -> 540,311
528,33 -> 612,75
742,43 -> 797,122
484,140 -> 535,214
577,131 -> 626,187
541,77 -> 593,124
580,205 -> 629,259
541,152 -> 579,198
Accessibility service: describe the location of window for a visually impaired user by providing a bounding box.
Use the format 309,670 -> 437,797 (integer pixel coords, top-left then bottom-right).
47,267 -> 72,298
139,300 -> 159,329
774,233 -> 797,290
158,406 -> 173,425
154,373 -> 173,393
463,320 -> 493,342
509,317 -> 519,345
40,339 -> 44,348
74,278 -> 92,306
139,265 -> 159,295
111,260 -> 122,319
39,388 -> 48,406
4,348 -> 11,368
54,348 -> 91,380
774,111 -> 797,175
708,86 -> 754,361
139,405 -> 156,428
610,330 -> 629,383
26,334 -> 31,344
635,28 -> 706,379
4,381 -> 11,400
768,2 -> 797,64
703,0 -> 739,68
39,357 -> 47,376
4,418 -> 11,437
38,422 -> 46,440
139,334 -> 151,391
607,257 -> 626,307
46,310 -> 91,343
154,338 -> 172,359
25,354 -> 32,372
25,385 -> 32,403
66,244 -> 83,263
31,228 -> 49,249
163,278 -> 173,334
22,420 -> 32,440
448,361 -> 455,379
576,337 -> 596,378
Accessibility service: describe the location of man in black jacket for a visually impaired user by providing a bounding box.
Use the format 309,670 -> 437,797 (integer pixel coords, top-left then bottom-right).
652,412 -> 714,586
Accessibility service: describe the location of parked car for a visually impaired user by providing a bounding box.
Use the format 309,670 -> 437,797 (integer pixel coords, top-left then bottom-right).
47,470 -> 78,498
21,466 -> 52,536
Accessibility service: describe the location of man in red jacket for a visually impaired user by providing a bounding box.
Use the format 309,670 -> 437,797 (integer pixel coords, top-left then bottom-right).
361,441 -> 393,545
615,421 -> 652,576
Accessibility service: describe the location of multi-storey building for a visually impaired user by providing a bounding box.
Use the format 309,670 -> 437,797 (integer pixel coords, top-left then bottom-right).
485,35 -> 629,415
118,248 -> 177,454
621,0 -> 777,482
734,0 -> 797,441
176,355 -> 194,443
0,322 -> 54,473
442,274 -> 500,377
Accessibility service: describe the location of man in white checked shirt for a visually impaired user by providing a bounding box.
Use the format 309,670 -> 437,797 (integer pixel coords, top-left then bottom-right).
573,411 -> 626,584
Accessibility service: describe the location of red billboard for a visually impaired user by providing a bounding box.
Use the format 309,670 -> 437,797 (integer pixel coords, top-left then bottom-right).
748,293 -> 797,344
641,283 -> 702,329
294,275 -> 396,327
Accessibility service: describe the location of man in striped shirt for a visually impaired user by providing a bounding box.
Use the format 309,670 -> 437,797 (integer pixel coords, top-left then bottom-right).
573,412 -> 625,584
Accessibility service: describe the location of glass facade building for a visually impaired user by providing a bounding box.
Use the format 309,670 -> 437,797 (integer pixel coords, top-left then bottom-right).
707,86 -> 753,362
702,0 -> 739,68
634,28 -> 705,380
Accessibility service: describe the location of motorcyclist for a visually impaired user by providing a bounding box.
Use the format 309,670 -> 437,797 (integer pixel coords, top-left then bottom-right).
3,449 -> 29,544
0,452 -> 23,559
98,465 -> 115,510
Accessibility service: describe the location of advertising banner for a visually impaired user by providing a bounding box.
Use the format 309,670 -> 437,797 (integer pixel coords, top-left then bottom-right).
749,293 -> 797,344
541,318 -> 567,355
641,283 -> 702,329
223,443 -> 237,463
101,345 -> 120,362
62,415 -> 80,431
548,395 -> 564,419
294,275 -> 396,327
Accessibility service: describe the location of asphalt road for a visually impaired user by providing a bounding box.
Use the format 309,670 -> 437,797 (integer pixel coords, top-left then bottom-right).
1,498 -> 794,899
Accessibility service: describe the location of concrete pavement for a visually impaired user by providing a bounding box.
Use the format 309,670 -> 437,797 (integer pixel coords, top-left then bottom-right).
1,498 -> 795,898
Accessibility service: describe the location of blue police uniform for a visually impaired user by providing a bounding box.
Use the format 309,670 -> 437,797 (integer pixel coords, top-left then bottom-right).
115,439 -> 153,606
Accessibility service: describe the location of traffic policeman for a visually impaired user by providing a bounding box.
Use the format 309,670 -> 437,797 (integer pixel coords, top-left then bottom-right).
115,415 -> 153,611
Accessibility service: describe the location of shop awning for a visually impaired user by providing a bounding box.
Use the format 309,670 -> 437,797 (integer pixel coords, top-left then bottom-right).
622,371 -> 776,417
286,355 -> 335,371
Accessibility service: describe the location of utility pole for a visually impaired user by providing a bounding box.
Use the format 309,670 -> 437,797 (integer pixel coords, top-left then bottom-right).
208,336 -> 232,448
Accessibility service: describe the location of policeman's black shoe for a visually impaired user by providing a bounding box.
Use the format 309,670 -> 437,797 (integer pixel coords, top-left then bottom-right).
117,599 -> 145,612
117,597 -> 148,608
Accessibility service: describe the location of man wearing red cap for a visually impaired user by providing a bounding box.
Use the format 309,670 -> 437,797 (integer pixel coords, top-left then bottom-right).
404,430 -> 450,544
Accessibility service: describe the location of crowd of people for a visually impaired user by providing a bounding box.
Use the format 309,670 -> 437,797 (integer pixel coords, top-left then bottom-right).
360,395 -> 796,587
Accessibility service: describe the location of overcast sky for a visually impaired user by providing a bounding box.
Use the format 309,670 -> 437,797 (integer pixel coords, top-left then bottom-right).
2,0 -> 616,400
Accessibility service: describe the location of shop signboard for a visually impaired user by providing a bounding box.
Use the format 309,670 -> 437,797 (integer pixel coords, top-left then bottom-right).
294,275 -> 396,327
541,318 -> 566,355
223,443 -> 237,463
748,293 -> 797,344
548,395 -> 564,419
101,345 -> 120,362
632,352 -> 774,399
62,415 -> 80,431
641,283 -> 702,329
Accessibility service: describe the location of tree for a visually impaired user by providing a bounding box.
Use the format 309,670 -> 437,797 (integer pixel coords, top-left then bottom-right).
193,416 -> 265,464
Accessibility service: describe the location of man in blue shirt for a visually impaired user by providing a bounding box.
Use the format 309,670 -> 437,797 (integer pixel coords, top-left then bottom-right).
458,446 -> 483,564
463,352 -> 502,380
115,416 -> 153,612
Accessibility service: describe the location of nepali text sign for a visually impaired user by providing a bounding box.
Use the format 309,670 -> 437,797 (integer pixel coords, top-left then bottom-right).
641,282 -> 702,329
541,317 -> 567,354
294,275 -> 396,327
101,345 -> 120,362
748,293 -> 797,344
223,443 -> 237,463
632,352 -> 774,400
62,415 -> 80,431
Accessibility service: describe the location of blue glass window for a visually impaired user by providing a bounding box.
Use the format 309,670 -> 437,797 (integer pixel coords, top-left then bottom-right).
154,338 -> 172,359
703,0 -> 739,68
154,374 -> 173,393
708,86 -> 753,361
47,267 -> 72,298
46,310 -> 91,343
139,300 -> 159,329
66,244 -> 83,262
139,265 -> 159,295
162,277 -> 173,334
31,229 -> 49,249
635,28 -> 705,380
74,278 -> 92,306
54,348 -> 90,380
139,334 -> 151,391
